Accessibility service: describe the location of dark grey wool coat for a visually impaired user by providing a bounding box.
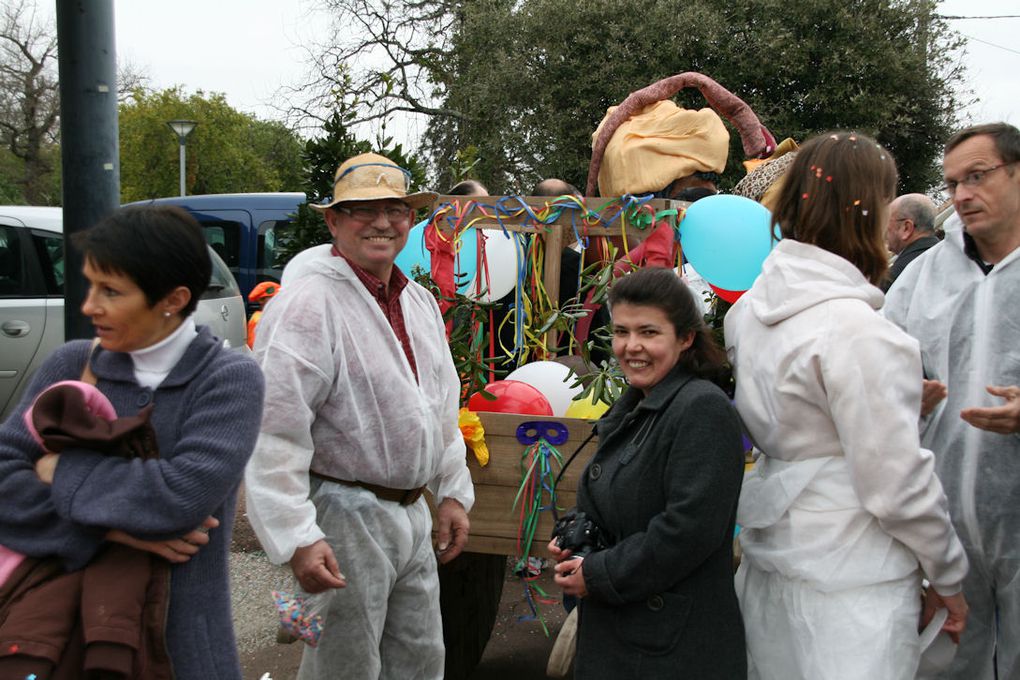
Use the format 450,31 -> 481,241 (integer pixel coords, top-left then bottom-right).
574,365 -> 746,679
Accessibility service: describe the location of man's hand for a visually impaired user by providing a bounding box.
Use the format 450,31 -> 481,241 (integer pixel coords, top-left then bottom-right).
435,498 -> 469,564
106,516 -> 219,564
34,452 -> 60,484
290,540 -> 346,593
920,587 -> 969,644
961,385 -> 1020,434
921,379 -> 948,417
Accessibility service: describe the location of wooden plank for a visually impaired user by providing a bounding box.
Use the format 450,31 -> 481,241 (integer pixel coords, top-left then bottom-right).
431,412 -> 600,557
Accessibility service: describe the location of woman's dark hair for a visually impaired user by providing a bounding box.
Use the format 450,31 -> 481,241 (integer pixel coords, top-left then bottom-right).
771,131 -> 898,286
608,267 -> 728,382
72,205 -> 211,317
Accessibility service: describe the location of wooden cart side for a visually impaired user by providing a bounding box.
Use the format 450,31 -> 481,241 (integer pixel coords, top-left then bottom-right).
456,412 -> 599,557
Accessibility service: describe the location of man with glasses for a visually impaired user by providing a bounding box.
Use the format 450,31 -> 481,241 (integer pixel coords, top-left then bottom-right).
885,123 -> 1020,679
245,152 -> 474,679
881,193 -> 939,292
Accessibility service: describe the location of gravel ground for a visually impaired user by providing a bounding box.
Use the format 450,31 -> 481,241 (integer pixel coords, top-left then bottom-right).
229,551 -> 294,655
229,550 -> 304,679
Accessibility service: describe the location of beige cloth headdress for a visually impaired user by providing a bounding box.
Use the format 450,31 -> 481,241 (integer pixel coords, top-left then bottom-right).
592,101 -> 729,196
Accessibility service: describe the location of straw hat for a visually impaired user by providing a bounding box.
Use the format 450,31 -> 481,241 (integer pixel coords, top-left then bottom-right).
311,152 -> 437,212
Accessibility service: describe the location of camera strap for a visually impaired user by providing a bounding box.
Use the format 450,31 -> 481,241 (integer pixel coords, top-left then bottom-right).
551,427 -> 598,522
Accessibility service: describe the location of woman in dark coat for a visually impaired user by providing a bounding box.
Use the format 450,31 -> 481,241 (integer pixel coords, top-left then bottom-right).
549,266 -> 746,679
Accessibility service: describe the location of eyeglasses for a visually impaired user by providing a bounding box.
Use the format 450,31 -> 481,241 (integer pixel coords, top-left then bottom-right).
335,205 -> 411,223
942,162 -> 1015,196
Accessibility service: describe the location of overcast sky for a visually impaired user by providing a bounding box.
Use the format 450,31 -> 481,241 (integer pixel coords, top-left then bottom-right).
77,1 -> 1020,145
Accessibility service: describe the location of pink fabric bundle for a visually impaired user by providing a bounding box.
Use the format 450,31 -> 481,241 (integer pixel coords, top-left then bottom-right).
0,381 -> 119,587
23,380 -> 117,448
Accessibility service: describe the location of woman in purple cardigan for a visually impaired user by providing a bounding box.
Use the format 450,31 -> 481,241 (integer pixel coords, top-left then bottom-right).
0,206 -> 264,679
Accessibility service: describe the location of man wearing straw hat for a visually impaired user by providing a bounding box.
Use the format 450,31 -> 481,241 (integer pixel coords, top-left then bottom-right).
245,152 -> 474,679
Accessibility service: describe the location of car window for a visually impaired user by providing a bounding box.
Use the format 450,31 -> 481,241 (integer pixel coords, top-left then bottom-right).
31,230 -> 64,294
257,219 -> 290,283
0,225 -> 25,297
203,246 -> 240,300
202,222 -> 242,271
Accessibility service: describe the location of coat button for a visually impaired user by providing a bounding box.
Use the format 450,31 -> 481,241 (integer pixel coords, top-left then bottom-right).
589,463 -> 602,480
136,390 -> 152,407
647,595 -> 664,611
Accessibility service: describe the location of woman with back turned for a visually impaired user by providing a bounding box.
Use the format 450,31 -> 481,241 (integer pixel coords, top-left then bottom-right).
725,132 -> 968,679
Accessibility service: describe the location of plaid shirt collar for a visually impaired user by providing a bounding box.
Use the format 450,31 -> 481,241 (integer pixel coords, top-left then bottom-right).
331,245 -> 410,303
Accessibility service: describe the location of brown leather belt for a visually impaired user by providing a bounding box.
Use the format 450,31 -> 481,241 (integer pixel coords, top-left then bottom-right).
310,470 -> 426,506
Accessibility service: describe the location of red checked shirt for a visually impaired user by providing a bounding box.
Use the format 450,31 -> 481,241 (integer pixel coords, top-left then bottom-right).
332,246 -> 419,382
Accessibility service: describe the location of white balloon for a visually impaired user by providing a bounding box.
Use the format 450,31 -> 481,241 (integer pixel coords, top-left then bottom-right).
506,361 -> 583,417
678,263 -> 712,317
281,244 -> 332,285
471,230 -> 524,302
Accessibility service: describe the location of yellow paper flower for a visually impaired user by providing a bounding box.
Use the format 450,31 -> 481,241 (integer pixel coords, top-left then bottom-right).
459,408 -> 490,466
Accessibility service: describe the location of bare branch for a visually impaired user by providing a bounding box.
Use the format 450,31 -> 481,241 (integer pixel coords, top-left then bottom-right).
276,0 -> 465,137
0,0 -> 60,202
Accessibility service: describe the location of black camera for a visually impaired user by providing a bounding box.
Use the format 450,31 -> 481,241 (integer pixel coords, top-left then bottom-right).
551,511 -> 607,558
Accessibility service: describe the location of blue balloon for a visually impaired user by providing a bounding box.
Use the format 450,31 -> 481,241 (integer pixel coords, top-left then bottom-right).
395,220 -> 478,294
679,195 -> 779,292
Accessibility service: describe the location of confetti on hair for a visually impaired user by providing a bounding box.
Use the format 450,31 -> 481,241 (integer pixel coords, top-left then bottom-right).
802,193 -> 809,200
826,176 -> 833,182
853,199 -> 861,206
849,135 -> 858,142
862,209 -> 869,216
830,134 -> 839,140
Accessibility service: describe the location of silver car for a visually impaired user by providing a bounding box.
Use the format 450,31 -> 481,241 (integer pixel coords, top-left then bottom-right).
0,206 -> 248,420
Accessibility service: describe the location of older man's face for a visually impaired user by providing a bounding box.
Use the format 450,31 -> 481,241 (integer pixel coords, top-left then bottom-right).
943,134 -> 1020,245
324,199 -> 413,279
885,203 -> 908,254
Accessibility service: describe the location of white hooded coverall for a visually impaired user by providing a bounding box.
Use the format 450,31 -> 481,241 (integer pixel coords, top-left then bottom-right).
725,239 -> 967,680
885,218 -> 1020,680
244,254 -> 474,680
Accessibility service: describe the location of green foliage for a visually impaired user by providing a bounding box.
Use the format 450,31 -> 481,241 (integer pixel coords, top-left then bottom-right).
0,145 -> 60,204
421,0 -> 962,194
118,87 -> 304,202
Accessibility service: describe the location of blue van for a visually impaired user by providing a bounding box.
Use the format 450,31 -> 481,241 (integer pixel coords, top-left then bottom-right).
126,193 -> 305,307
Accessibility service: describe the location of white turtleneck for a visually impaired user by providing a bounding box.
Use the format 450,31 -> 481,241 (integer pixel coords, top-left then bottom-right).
129,317 -> 199,388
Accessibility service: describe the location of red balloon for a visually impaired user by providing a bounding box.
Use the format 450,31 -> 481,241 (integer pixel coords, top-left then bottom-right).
709,283 -> 746,303
467,380 -> 554,416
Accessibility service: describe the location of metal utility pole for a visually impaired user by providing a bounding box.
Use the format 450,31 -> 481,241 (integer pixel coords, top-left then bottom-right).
56,0 -> 120,340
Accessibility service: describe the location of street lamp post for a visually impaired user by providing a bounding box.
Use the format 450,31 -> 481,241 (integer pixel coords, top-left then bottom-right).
166,119 -> 198,196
